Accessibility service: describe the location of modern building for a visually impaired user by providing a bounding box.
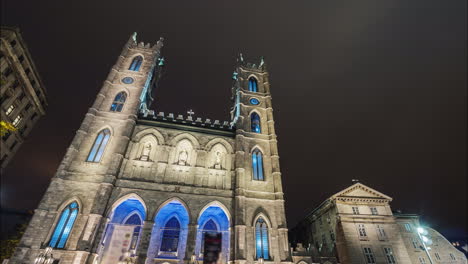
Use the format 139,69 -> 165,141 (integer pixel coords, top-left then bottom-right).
10,33 -> 291,264
0,26 -> 47,171
290,183 -> 467,264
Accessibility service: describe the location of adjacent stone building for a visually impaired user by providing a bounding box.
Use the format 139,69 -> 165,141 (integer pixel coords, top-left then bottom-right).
10,33 -> 291,264
290,183 -> 467,264
0,26 -> 47,171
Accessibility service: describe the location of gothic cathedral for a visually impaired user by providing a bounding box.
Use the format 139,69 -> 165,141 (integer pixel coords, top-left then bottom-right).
11,34 -> 291,264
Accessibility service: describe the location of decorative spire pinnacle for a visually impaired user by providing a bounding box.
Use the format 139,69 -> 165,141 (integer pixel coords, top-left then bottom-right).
259,56 -> 265,68
132,32 -> 137,43
239,53 -> 244,63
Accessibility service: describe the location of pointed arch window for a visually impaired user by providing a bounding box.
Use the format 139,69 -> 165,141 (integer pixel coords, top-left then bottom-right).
87,129 -> 111,162
201,219 -> 218,254
161,217 -> 180,252
48,202 -> 79,249
129,56 -> 143,71
255,217 -> 269,260
249,77 -> 258,92
252,149 -> 264,181
110,92 -> 127,112
251,112 -> 261,133
124,214 -> 142,250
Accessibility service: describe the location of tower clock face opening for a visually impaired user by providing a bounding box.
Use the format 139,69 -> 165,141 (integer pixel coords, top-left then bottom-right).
122,77 -> 134,84
249,98 -> 260,105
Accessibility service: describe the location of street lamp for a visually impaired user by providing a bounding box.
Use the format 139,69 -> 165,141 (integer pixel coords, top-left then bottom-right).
417,227 -> 434,264
34,247 -> 54,264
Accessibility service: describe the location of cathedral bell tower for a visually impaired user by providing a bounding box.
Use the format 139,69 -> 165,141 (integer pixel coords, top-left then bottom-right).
231,55 -> 290,264
11,33 -> 164,264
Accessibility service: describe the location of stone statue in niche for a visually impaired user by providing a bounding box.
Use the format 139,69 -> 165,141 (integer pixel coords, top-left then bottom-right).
140,142 -> 152,161
178,150 -> 188,165
214,151 -> 222,169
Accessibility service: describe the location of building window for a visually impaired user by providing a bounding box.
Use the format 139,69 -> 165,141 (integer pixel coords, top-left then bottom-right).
255,217 -> 269,260
412,238 -> 419,249
12,115 -> 22,127
363,247 -> 376,264
25,103 -> 32,111
48,202 -> 79,249
86,129 -> 111,162
18,55 -> 24,62
160,217 -> 180,252
129,56 -> 143,71
358,224 -> 367,238
110,92 -> 127,112
330,231 -> 335,242
352,207 -> 360,215
10,40 -> 17,47
418,257 -> 426,264
2,67 -> 13,77
377,225 -> 387,240
383,247 -> 396,264
5,105 -> 15,115
25,68 -> 31,75
10,140 -> 18,150
248,77 -> 258,92
370,207 -> 378,215
404,223 -> 412,232
251,112 -> 261,133
200,219 -> 218,255
31,112 -> 38,121
434,253 -> 441,260
252,148 -> 264,181
450,253 -> 456,260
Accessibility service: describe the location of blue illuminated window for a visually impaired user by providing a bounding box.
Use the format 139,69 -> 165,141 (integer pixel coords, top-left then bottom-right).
124,214 -> 142,250
161,217 -> 180,252
249,77 -> 258,92
110,92 -> 127,112
48,202 -> 79,249
251,113 -> 261,133
255,217 -> 269,260
252,149 -> 264,181
87,129 -> 111,162
129,56 -> 143,71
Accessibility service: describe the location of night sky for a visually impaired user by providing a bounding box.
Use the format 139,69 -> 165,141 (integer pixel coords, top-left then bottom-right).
1,0 -> 466,239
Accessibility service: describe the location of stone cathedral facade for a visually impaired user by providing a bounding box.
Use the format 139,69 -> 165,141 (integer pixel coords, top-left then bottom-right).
10,34 -> 291,264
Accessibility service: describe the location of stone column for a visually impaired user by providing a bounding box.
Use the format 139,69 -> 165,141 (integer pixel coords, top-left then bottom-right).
184,223 -> 198,263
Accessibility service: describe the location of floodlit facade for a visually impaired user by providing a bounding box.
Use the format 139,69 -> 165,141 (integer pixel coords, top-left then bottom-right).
0,26 -> 47,171
290,183 -> 467,264
10,33 -> 291,264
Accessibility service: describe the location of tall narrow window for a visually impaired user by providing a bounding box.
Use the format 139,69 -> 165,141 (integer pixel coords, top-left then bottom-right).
255,217 -> 269,260
363,247 -> 376,264
358,224 -> 367,238
370,207 -> 378,215
251,112 -> 261,133
87,129 -> 111,162
161,217 -> 180,252
12,115 -> 22,127
124,214 -> 142,250
434,253 -> 441,260
110,92 -> 127,112
129,56 -> 143,71
201,219 -> 218,255
404,223 -> 412,232
450,253 -> 456,260
383,247 -> 396,264
418,257 -> 426,264
248,77 -> 258,92
252,149 -> 264,181
377,225 -> 387,240
352,207 -> 360,215
5,105 -> 14,115
48,202 -> 79,249
412,238 -> 419,248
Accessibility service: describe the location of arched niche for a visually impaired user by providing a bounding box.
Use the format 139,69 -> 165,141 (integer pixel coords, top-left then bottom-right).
169,134 -> 199,166
194,201 -> 231,263
147,199 -> 190,262
205,139 -> 233,170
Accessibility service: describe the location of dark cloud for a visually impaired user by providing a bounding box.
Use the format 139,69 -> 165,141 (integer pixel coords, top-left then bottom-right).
1,0 -> 466,239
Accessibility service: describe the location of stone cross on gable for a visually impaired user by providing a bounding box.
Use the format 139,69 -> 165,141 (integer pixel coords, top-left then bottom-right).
187,109 -> 195,118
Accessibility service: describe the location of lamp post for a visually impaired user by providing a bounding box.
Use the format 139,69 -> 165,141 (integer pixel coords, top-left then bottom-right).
417,227 -> 434,264
34,247 -> 54,264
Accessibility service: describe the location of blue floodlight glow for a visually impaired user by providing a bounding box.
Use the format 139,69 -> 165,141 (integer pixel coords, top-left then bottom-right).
110,198 -> 146,224
147,200 -> 190,260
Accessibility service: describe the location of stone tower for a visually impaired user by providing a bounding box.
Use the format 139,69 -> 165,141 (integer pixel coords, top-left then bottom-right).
230,55 -> 290,264
11,35 -> 291,264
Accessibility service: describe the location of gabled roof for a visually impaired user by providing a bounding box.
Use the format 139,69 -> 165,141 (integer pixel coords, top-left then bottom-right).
331,182 -> 393,201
